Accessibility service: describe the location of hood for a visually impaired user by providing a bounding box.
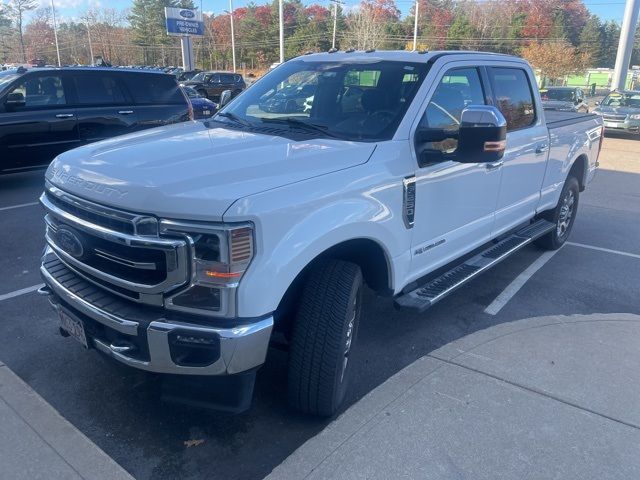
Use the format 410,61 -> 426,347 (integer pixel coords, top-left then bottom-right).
594,105 -> 640,115
541,100 -> 576,111
46,121 -> 376,221
182,80 -> 203,87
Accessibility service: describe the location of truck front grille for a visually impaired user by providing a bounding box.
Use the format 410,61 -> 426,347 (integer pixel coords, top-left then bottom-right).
41,182 -> 190,306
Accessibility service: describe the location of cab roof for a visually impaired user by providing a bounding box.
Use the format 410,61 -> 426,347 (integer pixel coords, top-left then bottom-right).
296,50 -> 523,64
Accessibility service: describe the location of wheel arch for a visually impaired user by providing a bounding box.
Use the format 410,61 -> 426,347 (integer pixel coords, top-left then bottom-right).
570,153 -> 588,191
272,237 -> 393,332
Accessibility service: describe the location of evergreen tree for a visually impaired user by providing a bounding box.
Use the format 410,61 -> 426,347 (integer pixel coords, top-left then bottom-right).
579,15 -> 603,67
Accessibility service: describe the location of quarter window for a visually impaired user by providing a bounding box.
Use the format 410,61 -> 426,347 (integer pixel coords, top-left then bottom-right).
8,75 -> 66,107
488,67 -> 535,131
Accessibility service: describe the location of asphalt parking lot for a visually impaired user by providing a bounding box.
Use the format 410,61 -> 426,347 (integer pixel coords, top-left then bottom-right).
0,134 -> 639,480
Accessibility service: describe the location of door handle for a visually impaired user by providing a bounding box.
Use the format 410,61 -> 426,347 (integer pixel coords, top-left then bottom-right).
118,110 -> 134,115
55,113 -> 74,118
485,160 -> 503,171
535,143 -> 549,154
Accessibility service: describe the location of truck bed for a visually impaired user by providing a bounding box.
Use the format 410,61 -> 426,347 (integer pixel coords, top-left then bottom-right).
544,110 -> 599,129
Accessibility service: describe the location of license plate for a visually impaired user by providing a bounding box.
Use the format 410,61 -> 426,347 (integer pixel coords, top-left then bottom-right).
59,309 -> 88,348
203,110 -> 211,116
605,122 -> 623,128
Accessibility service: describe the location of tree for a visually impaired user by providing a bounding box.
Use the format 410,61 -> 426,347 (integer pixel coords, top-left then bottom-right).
600,21 -> 620,69
579,15 -> 603,67
521,40 -> 590,85
6,0 -> 38,63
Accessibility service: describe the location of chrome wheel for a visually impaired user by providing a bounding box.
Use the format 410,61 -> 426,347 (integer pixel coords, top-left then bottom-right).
557,189 -> 575,240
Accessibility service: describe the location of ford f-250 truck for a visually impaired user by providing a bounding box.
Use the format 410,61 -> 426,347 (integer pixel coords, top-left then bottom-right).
39,51 -> 603,416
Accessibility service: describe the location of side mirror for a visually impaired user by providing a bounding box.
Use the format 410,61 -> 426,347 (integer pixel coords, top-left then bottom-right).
456,105 -> 507,163
5,92 -> 26,108
219,90 -> 232,107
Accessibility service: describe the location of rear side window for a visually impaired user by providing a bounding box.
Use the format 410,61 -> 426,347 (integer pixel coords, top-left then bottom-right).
220,73 -> 236,83
488,67 -> 535,131
72,74 -> 126,105
122,74 -> 185,105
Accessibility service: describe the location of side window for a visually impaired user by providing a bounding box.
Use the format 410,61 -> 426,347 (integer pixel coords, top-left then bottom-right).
123,74 -> 185,105
72,74 -> 126,105
8,75 -> 66,108
220,73 -> 235,83
488,67 -> 535,131
210,74 -> 221,84
419,67 -> 485,153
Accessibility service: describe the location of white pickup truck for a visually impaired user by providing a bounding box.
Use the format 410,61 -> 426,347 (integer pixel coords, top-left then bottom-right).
39,51 -> 603,416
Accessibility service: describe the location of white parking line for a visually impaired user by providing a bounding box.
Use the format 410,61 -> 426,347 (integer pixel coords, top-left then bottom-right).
0,284 -> 44,303
0,201 -> 39,212
484,248 -> 562,316
566,241 -> 640,260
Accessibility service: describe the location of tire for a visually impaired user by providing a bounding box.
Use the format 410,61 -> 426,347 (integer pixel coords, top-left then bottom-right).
287,259 -> 363,417
535,175 -> 580,250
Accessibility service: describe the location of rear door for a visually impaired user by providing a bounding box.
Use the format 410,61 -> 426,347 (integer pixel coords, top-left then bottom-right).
487,66 -> 549,236
70,71 -> 138,144
0,72 -> 79,172
121,72 -> 190,129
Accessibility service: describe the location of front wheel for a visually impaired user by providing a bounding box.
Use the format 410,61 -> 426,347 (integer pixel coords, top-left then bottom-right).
287,259 -> 363,416
535,175 -> 580,250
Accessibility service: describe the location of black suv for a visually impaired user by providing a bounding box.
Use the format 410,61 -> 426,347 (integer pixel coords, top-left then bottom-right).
0,67 -> 190,174
181,71 -> 246,102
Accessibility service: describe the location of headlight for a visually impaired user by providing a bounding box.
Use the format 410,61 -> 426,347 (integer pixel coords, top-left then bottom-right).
629,114 -> 640,120
159,220 -> 254,316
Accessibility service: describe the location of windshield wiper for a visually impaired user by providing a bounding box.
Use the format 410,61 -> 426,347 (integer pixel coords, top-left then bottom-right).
260,117 -> 341,139
215,111 -> 253,128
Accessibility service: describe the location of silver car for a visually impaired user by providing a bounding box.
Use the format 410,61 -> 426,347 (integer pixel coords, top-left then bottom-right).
593,90 -> 640,135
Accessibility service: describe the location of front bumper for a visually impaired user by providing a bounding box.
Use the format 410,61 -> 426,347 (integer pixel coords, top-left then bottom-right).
603,120 -> 640,133
41,249 -> 273,376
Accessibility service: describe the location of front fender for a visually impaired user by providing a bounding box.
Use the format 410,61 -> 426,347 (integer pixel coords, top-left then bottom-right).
225,162 -> 412,318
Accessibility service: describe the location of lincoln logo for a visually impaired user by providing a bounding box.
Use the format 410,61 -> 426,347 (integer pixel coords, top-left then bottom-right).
179,9 -> 195,18
57,228 -> 84,259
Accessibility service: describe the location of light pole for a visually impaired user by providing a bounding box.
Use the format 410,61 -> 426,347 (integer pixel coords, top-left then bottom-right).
279,0 -> 284,63
611,0 -> 640,91
412,0 -> 419,51
85,19 -> 94,65
50,0 -> 61,66
228,0 -> 237,72
329,0 -> 344,50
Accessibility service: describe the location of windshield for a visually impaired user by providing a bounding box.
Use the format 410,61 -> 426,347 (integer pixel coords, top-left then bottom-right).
0,73 -> 21,93
601,92 -> 640,108
541,89 -> 575,102
190,72 -> 209,83
219,59 -> 430,141
183,86 -> 199,98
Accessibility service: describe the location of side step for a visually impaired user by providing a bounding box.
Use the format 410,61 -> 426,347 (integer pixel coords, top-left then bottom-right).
394,219 -> 555,313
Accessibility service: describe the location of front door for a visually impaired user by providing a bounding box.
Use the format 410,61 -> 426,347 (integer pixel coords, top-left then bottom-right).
0,73 -> 78,173
409,65 -> 503,280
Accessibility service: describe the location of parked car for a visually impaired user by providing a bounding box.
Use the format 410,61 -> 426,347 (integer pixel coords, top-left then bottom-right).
593,90 -> 640,135
540,86 -> 588,113
39,51 -> 602,416
181,71 -> 246,102
182,86 -> 217,119
0,67 -> 191,174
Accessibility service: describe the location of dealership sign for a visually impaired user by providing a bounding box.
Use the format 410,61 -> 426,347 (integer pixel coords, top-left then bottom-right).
165,8 -> 204,37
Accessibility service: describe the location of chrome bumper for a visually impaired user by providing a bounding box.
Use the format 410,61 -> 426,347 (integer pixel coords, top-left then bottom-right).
41,252 -> 273,376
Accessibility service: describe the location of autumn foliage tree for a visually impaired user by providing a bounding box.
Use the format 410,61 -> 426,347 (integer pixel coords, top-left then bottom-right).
521,40 -> 591,84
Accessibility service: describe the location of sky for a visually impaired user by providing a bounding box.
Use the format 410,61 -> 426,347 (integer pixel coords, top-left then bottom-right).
24,0 -> 629,24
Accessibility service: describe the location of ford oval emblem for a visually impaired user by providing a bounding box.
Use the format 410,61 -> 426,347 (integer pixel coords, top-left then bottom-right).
57,227 -> 84,259
179,9 -> 195,18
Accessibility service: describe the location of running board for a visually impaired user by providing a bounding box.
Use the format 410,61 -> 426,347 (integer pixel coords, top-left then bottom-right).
394,219 -> 555,313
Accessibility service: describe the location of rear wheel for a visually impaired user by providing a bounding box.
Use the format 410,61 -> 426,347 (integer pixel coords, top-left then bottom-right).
535,175 -> 579,250
287,259 -> 363,417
